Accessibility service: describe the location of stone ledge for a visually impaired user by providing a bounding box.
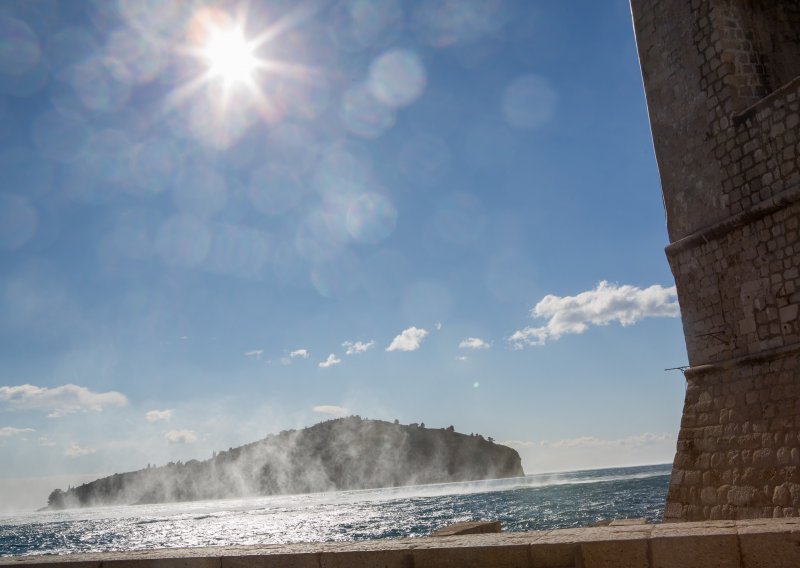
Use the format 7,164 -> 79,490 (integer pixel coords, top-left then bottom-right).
664,182 -> 800,258
681,341 -> 800,380
4,518 -> 800,568
430,520 -> 501,537
732,75 -> 800,127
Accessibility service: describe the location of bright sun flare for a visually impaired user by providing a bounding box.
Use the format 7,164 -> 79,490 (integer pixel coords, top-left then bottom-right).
203,28 -> 258,86
171,5 -> 315,131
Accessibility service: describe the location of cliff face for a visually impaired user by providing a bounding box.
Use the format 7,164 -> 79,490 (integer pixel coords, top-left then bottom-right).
47,418 -> 524,509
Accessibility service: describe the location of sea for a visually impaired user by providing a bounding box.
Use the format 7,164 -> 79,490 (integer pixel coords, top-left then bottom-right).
0,464 -> 670,557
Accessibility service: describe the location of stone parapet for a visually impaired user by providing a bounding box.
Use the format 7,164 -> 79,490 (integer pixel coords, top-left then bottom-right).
3,519 -> 800,568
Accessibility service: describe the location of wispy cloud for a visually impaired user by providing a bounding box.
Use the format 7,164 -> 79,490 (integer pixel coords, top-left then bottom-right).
244,349 -> 263,360
459,337 -> 490,350
386,326 -> 429,352
546,432 -> 674,448
319,353 -> 342,368
38,436 -> 56,447
65,444 -> 96,457
0,384 -> 128,418
313,405 -> 349,417
145,409 -> 174,423
342,340 -> 375,355
503,432 -> 675,450
455,355 -> 468,361
290,349 -> 309,359
165,429 -> 197,444
0,427 -> 34,438
509,281 -> 679,348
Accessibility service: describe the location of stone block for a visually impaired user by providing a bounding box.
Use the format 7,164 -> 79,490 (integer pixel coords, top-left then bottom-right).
319,550 -> 413,568
222,553 -> 319,568
430,521 -> 501,537
412,544 -> 529,568
739,525 -> 800,568
729,486 -> 756,506
529,542 -> 578,568
701,486 -> 718,505
107,558 -> 223,568
608,519 -> 648,526
578,538 -> 648,568
651,533 -> 739,568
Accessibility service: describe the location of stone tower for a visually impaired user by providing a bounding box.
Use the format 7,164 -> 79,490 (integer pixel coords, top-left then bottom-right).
630,1 -> 800,520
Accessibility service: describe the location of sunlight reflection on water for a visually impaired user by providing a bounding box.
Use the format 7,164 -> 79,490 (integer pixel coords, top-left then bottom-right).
0,466 -> 670,557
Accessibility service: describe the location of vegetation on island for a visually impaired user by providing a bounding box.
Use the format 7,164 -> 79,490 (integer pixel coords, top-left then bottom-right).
46,417 -> 524,509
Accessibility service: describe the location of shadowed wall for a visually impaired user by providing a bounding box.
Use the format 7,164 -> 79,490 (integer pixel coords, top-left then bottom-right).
631,0 -> 800,520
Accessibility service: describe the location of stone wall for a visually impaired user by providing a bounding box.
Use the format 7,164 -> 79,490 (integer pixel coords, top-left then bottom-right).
667,349 -> 800,521
3,519 -> 800,568
631,0 -> 800,521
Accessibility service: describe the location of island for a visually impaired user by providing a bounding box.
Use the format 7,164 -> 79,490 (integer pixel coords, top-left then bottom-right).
46,417 -> 524,509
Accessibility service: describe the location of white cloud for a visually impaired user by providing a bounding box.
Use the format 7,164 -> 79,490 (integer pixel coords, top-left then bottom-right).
145,409 -> 174,423
0,427 -> 34,438
435,322 -> 442,331
279,349 -> 308,366
65,444 -> 96,457
165,429 -> 197,444
313,405 -> 349,417
342,340 -> 375,355
459,337 -> 490,350
546,432 -> 674,449
244,349 -> 263,360
38,436 -> 56,447
319,353 -> 342,368
509,281 -> 679,348
0,384 -> 128,417
455,355 -> 468,361
504,433 -> 677,474
386,326 -> 429,352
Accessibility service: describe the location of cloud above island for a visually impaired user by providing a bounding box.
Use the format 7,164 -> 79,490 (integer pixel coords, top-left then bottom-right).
342,340 -> 375,355
0,384 -> 128,418
65,444 -> 96,457
459,337 -> 490,350
244,349 -> 263,360
502,432 -> 677,473
313,405 -> 349,417
386,326 -> 428,352
319,353 -> 342,368
145,409 -> 174,423
0,427 -> 35,438
509,281 -> 679,348
165,429 -> 197,444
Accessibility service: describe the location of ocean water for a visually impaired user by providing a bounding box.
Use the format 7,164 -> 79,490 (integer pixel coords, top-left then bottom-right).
0,464 -> 670,557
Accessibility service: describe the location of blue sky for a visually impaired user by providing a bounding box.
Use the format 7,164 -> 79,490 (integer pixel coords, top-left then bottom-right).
0,0 -> 688,511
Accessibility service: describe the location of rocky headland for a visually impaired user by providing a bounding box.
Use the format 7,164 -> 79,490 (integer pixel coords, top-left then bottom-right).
46,417 -> 524,509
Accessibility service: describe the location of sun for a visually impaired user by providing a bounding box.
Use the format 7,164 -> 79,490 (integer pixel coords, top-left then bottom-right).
203,27 -> 258,88
184,7 -> 263,95
166,4 -> 320,147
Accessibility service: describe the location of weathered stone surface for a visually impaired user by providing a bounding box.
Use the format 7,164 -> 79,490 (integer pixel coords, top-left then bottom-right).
411,544 -> 530,568
579,539 -> 649,568
651,533 -> 740,568
528,542 -> 578,567
632,0 -> 800,521
739,523 -> 800,568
